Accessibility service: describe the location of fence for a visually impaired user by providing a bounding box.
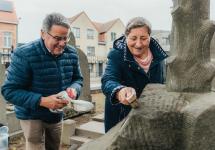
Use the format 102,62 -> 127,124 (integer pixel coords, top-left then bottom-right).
0,48 -> 13,66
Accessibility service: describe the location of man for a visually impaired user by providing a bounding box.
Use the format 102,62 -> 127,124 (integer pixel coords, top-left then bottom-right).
1,12 -> 83,150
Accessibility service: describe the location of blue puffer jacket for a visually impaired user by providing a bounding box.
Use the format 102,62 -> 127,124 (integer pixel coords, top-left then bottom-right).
101,36 -> 168,132
1,38 -> 83,123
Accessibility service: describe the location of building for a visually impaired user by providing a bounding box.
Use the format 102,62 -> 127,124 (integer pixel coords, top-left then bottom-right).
68,12 -> 173,77
0,0 -> 18,64
68,11 -> 125,77
151,30 -> 170,53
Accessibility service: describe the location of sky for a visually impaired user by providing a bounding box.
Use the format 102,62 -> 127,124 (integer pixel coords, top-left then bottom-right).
11,0 -> 215,43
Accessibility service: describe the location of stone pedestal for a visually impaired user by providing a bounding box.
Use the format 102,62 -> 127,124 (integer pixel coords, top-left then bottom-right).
62,119 -> 76,145
79,84 -> 215,150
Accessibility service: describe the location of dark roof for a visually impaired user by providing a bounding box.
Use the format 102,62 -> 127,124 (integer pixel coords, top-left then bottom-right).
0,0 -> 13,12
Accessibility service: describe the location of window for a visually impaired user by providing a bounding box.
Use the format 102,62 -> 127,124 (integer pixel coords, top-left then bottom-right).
88,63 -> 93,73
87,46 -> 95,56
72,27 -> 80,38
155,38 -> 159,43
167,34 -> 171,45
87,29 -> 94,39
76,45 -> 80,49
98,63 -> 103,76
162,37 -> 170,45
3,32 -> 12,48
111,32 -> 116,41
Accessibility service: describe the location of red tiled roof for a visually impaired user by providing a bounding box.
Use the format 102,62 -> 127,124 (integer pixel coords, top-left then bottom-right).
68,11 -> 84,24
93,19 -> 119,33
69,11 -> 122,34
92,21 -> 103,32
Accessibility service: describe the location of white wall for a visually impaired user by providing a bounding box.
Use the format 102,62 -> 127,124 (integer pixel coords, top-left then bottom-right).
105,19 -> 125,56
70,13 -> 98,55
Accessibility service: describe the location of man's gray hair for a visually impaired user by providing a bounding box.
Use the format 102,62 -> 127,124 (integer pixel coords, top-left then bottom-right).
42,12 -> 70,32
125,17 -> 152,36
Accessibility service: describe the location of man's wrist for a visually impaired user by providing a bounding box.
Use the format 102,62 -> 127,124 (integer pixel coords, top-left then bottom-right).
39,97 -> 46,107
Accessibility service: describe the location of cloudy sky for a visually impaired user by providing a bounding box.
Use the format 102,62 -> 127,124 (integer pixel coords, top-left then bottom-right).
11,0 -> 215,43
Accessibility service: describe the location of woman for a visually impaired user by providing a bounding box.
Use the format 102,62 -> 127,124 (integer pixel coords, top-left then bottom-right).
101,17 -> 168,132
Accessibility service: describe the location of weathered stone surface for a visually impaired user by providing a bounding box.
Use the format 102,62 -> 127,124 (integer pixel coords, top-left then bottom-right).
79,84 -> 215,150
62,119 -> 77,145
68,31 -> 91,101
0,64 -> 7,125
80,1 -> 215,149
167,0 -> 215,92
68,31 -> 76,47
210,34 -> 215,59
76,48 -> 91,101
182,92 -> 215,150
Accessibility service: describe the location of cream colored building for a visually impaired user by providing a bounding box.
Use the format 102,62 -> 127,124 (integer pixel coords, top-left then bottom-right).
151,30 -> 170,52
68,12 -> 125,77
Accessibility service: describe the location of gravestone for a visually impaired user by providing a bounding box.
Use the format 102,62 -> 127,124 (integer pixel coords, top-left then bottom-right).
79,0 -> 215,150
0,64 -> 7,125
0,60 -> 22,135
68,32 -> 91,101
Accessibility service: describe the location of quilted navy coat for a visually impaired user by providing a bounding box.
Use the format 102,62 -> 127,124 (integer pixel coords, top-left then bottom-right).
1,38 -> 83,123
101,36 -> 168,132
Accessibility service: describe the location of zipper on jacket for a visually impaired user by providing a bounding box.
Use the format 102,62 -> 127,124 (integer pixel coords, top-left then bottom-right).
54,56 -> 63,91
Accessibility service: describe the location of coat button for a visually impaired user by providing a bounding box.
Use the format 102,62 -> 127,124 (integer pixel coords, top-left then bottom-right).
138,67 -> 140,70
129,64 -> 131,68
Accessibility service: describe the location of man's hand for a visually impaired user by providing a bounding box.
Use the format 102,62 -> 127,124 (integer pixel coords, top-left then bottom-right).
116,87 -> 136,105
39,94 -> 69,110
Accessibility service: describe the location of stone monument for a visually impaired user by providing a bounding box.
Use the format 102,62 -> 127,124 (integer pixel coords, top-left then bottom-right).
78,0 -> 215,150
68,32 -> 91,101
0,64 -> 7,125
62,32 -> 92,118
167,0 -> 215,92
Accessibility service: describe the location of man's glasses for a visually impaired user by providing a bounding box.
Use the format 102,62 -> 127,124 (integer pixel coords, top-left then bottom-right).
47,32 -> 70,42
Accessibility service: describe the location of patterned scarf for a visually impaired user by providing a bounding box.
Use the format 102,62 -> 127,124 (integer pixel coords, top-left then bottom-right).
134,49 -> 153,73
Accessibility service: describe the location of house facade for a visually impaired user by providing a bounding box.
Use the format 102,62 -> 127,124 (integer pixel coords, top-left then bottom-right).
69,12 -> 125,77
151,30 -> 170,53
0,0 -> 18,64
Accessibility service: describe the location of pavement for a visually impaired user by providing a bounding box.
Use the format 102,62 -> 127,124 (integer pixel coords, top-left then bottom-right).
90,77 -> 101,90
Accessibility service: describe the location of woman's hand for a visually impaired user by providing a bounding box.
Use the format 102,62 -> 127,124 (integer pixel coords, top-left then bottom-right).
116,87 -> 136,105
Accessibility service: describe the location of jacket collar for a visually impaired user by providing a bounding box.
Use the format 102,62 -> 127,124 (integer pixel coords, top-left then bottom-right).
39,38 -> 50,55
